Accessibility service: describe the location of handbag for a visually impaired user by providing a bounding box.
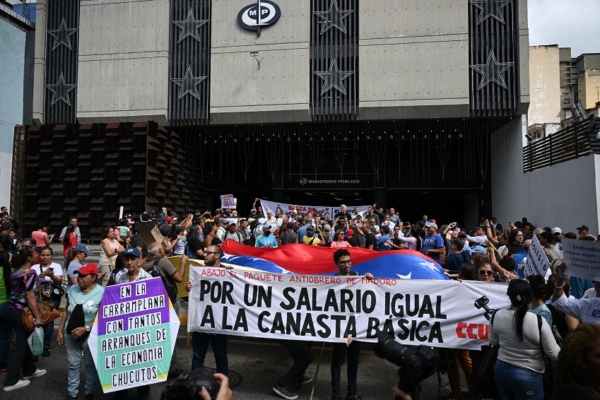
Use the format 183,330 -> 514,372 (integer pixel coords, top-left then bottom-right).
470,310 -> 500,398
22,300 -> 61,332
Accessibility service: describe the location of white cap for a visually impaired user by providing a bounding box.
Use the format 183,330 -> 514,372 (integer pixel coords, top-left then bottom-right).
551,227 -> 562,234
258,217 -> 266,224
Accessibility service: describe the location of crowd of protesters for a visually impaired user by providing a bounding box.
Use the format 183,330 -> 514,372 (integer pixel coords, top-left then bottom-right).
1,202 -> 600,400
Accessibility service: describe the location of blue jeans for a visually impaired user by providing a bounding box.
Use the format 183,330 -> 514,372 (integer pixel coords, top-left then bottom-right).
42,298 -> 61,348
191,332 -> 229,375
331,341 -> 361,397
0,302 -> 12,366
65,332 -> 96,397
494,359 -> 544,400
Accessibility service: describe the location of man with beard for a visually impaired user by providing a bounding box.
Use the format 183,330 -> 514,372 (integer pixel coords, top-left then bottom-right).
330,249 -> 372,400
255,224 -> 278,248
185,245 -> 230,375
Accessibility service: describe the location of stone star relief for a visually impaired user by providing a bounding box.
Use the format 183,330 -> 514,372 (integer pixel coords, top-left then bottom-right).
314,58 -> 354,96
470,50 -> 514,90
313,0 -> 354,35
469,0 -> 512,25
172,8 -> 208,43
46,72 -> 77,106
47,18 -> 78,51
171,66 -> 207,100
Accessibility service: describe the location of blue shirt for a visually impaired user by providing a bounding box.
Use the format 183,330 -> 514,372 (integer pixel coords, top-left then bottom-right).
377,235 -> 391,251
530,304 -> 553,327
297,225 -> 308,242
255,235 -> 278,248
422,233 -> 444,262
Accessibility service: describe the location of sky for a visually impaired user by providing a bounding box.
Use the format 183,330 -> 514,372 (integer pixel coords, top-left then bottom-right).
528,0 -> 600,57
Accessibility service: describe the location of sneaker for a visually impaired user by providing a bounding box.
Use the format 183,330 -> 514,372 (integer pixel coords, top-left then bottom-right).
23,369 -> 47,379
273,382 -> 298,400
42,347 -> 51,357
3,379 -> 30,392
348,395 -> 364,400
300,375 -> 313,384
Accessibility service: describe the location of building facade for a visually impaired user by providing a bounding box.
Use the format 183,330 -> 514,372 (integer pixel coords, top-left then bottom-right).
15,0 -> 533,238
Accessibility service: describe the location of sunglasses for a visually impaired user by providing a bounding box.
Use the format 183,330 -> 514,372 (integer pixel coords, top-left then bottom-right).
479,270 -> 494,276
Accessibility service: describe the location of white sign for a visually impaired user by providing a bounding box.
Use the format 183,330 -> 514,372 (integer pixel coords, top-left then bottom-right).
524,235 -> 550,277
188,267 -> 508,350
259,199 -> 370,220
220,194 -> 237,209
561,238 -> 600,281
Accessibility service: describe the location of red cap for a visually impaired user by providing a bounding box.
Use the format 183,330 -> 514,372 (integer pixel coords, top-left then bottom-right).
347,229 -> 354,236
166,216 -> 173,222
75,263 -> 99,276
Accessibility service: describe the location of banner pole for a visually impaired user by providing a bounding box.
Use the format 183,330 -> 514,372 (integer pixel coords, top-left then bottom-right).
309,342 -> 326,400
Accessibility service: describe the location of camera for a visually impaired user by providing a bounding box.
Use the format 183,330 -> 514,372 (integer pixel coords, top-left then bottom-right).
373,330 -> 438,397
161,367 -> 219,400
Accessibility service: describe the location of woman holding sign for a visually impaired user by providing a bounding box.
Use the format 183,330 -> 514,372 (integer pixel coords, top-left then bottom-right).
57,263 -> 104,400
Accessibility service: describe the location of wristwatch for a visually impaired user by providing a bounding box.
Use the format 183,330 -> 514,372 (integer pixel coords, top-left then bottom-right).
85,325 -> 91,332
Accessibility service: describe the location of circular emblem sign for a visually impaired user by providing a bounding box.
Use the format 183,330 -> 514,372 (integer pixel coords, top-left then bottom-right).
237,1 -> 281,31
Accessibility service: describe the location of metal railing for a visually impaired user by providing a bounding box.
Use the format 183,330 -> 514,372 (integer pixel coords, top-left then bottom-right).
523,117 -> 600,172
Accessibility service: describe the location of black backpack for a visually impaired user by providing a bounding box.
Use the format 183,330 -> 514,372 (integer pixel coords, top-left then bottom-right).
146,258 -> 178,305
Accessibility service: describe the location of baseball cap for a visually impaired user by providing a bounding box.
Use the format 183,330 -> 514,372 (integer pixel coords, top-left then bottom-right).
551,227 -> 562,234
228,221 -> 236,226
347,228 -> 354,236
428,223 -> 439,230
381,226 -> 391,234
323,224 -> 331,232
263,224 -> 272,229
250,208 -> 257,212
166,216 -> 173,223
123,248 -> 141,258
577,225 -> 589,231
73,243 -> 93,256
75,263 -> 99,275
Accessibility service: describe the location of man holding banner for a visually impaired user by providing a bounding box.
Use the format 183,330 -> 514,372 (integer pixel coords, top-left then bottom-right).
330,249 -> 373,400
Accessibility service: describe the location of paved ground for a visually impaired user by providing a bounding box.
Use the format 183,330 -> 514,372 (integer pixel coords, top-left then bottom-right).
3,332 -> 456,399
2,244 -> 461,399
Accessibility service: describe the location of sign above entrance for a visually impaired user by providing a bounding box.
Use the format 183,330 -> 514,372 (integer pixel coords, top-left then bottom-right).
237,0 -> 281,32
286,174 -> 374,190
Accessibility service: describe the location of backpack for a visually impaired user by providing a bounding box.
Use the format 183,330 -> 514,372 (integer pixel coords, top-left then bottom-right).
223,230 -> 243,243
146,258 -> 178,305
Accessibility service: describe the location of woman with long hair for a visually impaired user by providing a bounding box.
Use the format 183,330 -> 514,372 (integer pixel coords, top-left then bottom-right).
56,263 -> 104,400
0,234 -> 12,372
395,227 -> 421,251
204,222 -> 222,247
330,229 -> 351,248
554,324 -> 600,399
3,246 -> 47,392
490,279 -> 561,399
527,275 -> 553,326
62,224 -> 77,257
502,229 -> 525,257
31,246 -> 63,357
99,226 -> 123,287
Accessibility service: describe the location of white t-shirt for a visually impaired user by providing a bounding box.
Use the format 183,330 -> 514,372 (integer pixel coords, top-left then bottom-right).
31,262 -> 64,284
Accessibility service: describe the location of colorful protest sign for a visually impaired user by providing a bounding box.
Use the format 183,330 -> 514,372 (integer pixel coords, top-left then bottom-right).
220,194 -> 237,209
524,235 -> 550,277
88,278 -> 180,393
259,199 -> 370,219
561,238 -> 600,281
188,267 -> 507,350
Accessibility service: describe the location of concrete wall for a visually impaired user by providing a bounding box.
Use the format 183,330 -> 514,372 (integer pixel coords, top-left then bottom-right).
492,116 -> 600,235
0,16 -> 27,209
528,46 -> 561,125
32,0 -> 46,125
210,0 -> 310,124
76,0 -> 171,124
358,0 -> 470,119
579,70 -> 600,111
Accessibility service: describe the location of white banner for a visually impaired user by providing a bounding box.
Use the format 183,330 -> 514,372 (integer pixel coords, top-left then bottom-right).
524,235 -> 550,277
259,199 -> 370,220
562,238 -> 600,281
188,268 -> 508,350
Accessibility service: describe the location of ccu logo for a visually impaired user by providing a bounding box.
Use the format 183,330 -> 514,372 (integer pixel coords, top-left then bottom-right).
299,178 -> 308,186
237,0 -> 281,31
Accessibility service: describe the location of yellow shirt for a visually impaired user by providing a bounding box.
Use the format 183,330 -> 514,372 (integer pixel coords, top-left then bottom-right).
302,236 -> 321,246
